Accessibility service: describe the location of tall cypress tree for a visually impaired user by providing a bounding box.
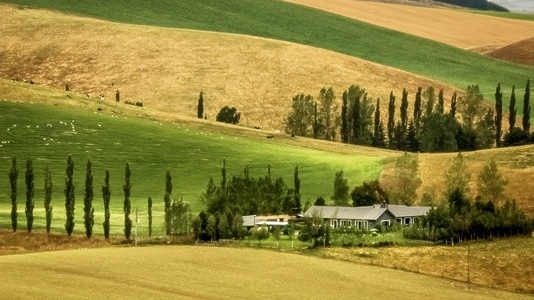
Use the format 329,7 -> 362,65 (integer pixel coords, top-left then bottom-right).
372,98 -> 382,147
84,159 -> 95,238
148,196 -> 153,238
25,158 -> 34,232
495,83 -> 503,147
341,90 -> 349,143
102,170 -> 111,239
294,165 -> 301,213
64,155 -> 75,236
44,163 -> 53,233
9,157 -> 18,232
123,163 -> 132,240
352,92 -> 361,143
197,91 -> 204,119
509,85 -> 517,132
401,88 -> 409,132
164,169 -> 172,236
450,92 -> 457,118
522,79 -> 531,133
387,91 -> 396,149
413,87 -> 422,132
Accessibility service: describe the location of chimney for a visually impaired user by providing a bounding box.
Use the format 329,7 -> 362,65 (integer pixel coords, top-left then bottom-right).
380,201 -> 387,208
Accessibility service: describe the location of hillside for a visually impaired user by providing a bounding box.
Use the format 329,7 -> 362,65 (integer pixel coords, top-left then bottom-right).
488,37 -> 534,67
0,245 -> 531,299
285,0 -> 534,51
0,4 -> 457,131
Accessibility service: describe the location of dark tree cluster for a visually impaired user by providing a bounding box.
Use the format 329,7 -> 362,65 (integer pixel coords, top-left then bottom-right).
406,190 -> 532,243
195,161 -> 301,242
216,106 -> 241,124
286,81 -> 532,153
434,0 -> 509,12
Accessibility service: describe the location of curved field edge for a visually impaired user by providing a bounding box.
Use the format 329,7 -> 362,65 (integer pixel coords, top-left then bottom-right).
0,82 -> 395,236
0,246 -> 530,299
1,0 -> 533,99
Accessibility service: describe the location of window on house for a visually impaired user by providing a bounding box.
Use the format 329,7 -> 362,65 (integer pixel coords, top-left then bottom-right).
397,218 -> 402,224
363,221 -> 369,230
404,217 -> 411,225
340,220 -> 352,228
356,221 -> 362,230
381,220 -> 391,227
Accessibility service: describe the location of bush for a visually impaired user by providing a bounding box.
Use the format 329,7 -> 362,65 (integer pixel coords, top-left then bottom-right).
216,106 -> 240,124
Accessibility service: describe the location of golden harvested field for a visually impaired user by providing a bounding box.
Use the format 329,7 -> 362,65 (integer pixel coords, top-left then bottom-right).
285,0 -> 534,52
0,241 -> 531,299
0,4 -> 456,132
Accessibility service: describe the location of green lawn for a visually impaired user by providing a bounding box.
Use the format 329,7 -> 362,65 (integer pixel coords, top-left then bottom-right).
2,0 -> 533,103
0,97 -> 386,236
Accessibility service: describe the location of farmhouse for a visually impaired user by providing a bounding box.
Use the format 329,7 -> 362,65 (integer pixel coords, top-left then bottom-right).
303,203 -> 431,230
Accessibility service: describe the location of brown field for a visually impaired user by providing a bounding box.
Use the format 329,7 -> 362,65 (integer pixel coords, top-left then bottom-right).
0,229 -> 532,299
489,37 -> 534,66
0,4 -> 457,132
285,0 -> 534,52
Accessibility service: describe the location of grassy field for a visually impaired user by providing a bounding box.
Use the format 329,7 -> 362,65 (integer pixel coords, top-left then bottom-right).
1,0 -> 533,100
0,243 -> 531,299
0,84 -> 391,236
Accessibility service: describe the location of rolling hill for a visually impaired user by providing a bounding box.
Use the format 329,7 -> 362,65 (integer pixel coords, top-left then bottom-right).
0,245 -> 531,299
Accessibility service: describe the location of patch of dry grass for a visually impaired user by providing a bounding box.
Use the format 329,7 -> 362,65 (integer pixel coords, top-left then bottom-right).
324,236 -> 534,294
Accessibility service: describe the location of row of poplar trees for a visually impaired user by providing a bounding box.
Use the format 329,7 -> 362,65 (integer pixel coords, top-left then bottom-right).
7,156 -> 133,240
285,80 -> 531,152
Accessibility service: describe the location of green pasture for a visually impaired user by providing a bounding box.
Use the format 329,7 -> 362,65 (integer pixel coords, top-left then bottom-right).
0,246 -> 528,299
2,0 -> 533,103
465,9 -> 534,21
0,99 -> 385,236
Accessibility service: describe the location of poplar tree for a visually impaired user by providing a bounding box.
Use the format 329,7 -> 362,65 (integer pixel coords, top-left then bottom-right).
25,158 -> 34,232
387,91 -> 396,148
44,163 -> 53,233
293,165 -> 301,213
164,169 -> 173,236
509,85 -> 517,132
123,162 -> 132,239
437,89 -> 445,114
148,196 -> 153,238
523,79 -> 531,133
341,90 -> 349,143
102,170 -> 111,239
64,155 -> 75,236
400,88 -> 409,133
9,157 -> 18,232
414,87 -> 422,132
197,91 -> 204,119
372,98 -> 385,148
450,92 -> 457,118
495,83 -> 503,147
84,159 -> 94,238
331,170 -> 350,206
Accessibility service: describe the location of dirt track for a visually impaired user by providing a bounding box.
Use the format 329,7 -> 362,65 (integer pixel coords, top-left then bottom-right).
285,0 -> 534,51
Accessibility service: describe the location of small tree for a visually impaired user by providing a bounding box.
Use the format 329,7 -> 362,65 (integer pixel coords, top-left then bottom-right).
509,85 -> 517,132
102,170 -> 111,239
216,106 -> 240,124
25,158 -> 35,232
523,79 -> 531,134
251,225 -> 270,247
123,162 -> 132,240
495,83 -> 503,147
9,157 -> 18,232
44,163 -> 53,233
115,90 -> 120,102
389,152 -> 422,205
64,156 -> 75,236
477,159 -> 507,205
84,159 -> 95,238
445,152 -> 471,200
331,170 -> 350,206
148,196 -> 153,239
197,91 -> 204,119
285,94 -> 315,137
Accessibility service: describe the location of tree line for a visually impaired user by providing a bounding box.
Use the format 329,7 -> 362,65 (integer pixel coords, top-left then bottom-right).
6,155 -> 195,241
285,80 -> 532,153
